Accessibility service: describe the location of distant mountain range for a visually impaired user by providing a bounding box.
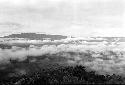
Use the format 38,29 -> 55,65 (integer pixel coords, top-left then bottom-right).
1,33 -> 125,42
0,33 -> 68,41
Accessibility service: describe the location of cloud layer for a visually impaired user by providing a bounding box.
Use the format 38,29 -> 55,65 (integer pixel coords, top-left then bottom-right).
0,43 -> 125,76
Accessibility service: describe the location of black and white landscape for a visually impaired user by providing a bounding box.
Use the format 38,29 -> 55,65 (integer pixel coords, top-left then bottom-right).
0,0 -> 125,84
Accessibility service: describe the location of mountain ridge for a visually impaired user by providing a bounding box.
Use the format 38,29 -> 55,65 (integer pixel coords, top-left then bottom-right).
0,33 -> 68,41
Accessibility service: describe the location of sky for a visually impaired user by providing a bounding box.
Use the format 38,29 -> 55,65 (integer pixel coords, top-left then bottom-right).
0,0 -> 125,37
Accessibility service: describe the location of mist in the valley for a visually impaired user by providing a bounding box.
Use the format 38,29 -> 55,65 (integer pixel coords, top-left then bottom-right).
0,44 -> 125,77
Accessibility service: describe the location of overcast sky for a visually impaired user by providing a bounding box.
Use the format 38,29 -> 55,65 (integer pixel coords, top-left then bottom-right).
0,0 -> 125,37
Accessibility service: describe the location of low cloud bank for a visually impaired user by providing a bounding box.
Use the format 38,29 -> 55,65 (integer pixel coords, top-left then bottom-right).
0,44 -> 125,76
0,44 -> 106,63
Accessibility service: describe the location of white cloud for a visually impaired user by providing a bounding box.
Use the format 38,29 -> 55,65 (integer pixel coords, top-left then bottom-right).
0,43 -> 125,75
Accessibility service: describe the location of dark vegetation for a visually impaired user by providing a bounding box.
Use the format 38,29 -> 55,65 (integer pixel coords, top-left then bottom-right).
0,46 -> 125,84
0,65 -> 125,85
0,44 -> 12,49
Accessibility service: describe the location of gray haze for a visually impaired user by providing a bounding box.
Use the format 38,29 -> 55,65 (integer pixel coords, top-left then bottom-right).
0,0 -> 124,37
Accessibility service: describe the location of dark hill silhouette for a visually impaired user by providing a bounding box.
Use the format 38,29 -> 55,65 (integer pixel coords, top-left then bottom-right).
1,33 -> 67,41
